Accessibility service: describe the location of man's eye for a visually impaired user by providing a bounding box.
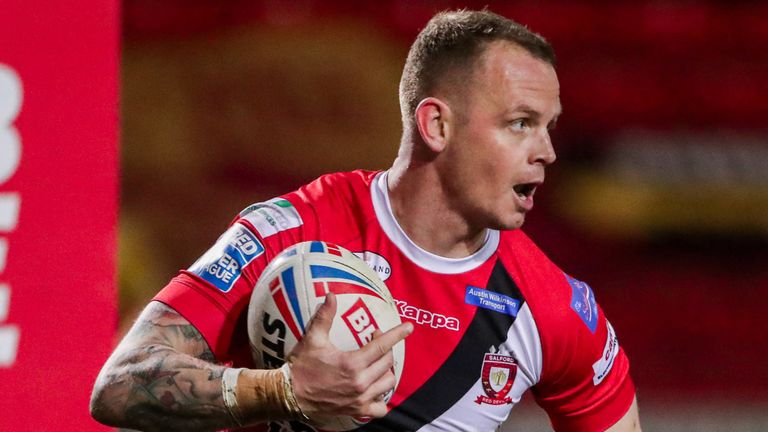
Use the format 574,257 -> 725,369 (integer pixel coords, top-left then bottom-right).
509,119 -> 527,130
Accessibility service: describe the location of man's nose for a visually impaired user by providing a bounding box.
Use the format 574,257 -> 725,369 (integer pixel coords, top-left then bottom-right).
531,131 -> 556,165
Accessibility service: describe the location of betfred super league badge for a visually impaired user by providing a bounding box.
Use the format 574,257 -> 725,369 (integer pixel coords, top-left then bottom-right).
475,353 -> 517,405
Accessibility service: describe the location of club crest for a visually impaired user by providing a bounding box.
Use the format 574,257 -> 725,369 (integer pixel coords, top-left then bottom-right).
475,353 -> 517,405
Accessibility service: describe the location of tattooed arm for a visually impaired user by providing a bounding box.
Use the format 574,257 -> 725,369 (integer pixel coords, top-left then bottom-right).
90,301 -> 236,431
91,296 -> 413,431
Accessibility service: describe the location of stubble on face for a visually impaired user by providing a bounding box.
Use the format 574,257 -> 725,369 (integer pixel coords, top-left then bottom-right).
434,41 -> 561,232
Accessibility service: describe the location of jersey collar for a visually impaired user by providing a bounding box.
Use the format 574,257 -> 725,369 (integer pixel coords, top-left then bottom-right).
371,171 -> 499,274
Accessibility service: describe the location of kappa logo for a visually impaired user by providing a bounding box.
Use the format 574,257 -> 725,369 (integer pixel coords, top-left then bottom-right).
394,299 -> 460,331
475,353 -> 517,405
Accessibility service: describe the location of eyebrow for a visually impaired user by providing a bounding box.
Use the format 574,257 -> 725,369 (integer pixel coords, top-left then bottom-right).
509,104 -> 562,126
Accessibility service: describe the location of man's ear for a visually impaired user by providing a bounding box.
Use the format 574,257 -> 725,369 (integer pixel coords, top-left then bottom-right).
413,97 -> 453,153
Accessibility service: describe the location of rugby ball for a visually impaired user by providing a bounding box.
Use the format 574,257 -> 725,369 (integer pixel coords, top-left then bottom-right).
247,241 -> 404,431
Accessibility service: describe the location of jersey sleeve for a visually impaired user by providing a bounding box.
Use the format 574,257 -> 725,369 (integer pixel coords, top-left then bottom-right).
153,194 -> 315,361
531,273 -> 635,432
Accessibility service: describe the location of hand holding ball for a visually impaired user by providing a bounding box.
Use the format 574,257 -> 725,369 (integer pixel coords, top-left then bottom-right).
247,241 -> 409,430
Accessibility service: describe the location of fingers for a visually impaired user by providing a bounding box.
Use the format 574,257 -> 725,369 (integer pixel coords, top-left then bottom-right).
358,321 -> 412,365
355,331 -> 395,385
303,292 -> 337,341
362,363 -> 397,400
358,366 -> 397,418
289,303 -> 411,420
364,399 -> 389,418
341,323 -> 410,417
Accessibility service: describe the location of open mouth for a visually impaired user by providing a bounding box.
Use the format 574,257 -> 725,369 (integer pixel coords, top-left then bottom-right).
513,183 -> 537,200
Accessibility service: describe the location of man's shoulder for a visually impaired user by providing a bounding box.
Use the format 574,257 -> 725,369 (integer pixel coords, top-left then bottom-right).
495,229 -> 571,310
291,169 -> 380,222
237,170 -> 380,241
293,169 -> 379,204
238,170 -> 378,217
497,229 -> 557,268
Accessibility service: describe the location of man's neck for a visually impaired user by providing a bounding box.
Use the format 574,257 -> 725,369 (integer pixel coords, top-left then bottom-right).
387,157 -> 487,259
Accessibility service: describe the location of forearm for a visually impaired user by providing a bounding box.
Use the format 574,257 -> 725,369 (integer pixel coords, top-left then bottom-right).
90,301 -> 306,431
91,344 -> 235,432
91,301 -> 239,431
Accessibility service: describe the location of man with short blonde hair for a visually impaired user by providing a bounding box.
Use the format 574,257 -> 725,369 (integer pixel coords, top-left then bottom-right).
91,9 -> 640,432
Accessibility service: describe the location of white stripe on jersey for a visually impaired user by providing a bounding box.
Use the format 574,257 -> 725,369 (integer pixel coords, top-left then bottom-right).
415,303 -> 543,431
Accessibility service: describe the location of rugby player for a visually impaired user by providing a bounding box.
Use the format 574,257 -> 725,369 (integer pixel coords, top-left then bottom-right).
91,9 -> 641,431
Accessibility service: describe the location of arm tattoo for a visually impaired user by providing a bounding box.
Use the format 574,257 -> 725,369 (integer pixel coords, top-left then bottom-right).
91,302 -> 239,432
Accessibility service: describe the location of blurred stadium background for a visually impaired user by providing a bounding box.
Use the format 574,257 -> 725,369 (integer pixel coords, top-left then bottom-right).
120,1 -> 768,430
1,0 -> 766,430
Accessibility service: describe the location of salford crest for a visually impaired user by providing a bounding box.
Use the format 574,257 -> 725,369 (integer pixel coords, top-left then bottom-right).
475,353 -> 517,405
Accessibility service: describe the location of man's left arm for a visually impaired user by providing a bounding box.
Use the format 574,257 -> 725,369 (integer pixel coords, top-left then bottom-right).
529,273 -> 640,432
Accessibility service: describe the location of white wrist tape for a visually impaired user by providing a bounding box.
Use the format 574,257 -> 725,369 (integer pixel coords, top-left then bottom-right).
280,363 -> 311,423
222,367 -> 246,426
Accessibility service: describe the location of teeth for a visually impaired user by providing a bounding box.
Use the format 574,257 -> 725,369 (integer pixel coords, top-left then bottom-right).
518,192 -> 526,200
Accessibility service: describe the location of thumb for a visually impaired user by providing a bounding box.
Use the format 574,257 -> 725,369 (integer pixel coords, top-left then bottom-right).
305,292 -> 337,340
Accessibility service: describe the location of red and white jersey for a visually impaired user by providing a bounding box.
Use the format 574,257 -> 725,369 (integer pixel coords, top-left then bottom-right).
155,170 -> 635,432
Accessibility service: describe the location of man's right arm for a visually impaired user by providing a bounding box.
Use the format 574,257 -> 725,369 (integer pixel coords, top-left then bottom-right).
90,294 -> 412,432
90,301 -> 236,431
